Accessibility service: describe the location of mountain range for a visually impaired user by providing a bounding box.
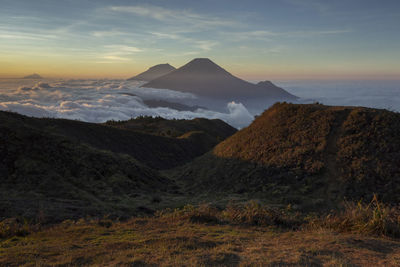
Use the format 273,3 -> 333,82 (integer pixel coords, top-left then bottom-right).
142,58 -> 297,101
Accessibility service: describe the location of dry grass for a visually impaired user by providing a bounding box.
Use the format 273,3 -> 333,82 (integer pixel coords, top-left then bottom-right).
308,195 -> 400,238
1,217 -> 400,266
175,103 -> 400,207
2,200 -> 400,266
0,218 -> 39,239
156,201 -> 302,229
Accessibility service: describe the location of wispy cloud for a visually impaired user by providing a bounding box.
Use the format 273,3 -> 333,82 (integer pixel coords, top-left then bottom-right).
0,30 -> 58,40
94,45 -> 143,63
92,31 -> 129,37
150,31 -> 218,52
285,0 -> 331,14
100,55 -> 130,62
224,29 -> 352,41
195,40 -> 218,51
150,32 -> 185,40
289,29 -> 352,36
104,45 -> 143,53
109,5 -> 236,29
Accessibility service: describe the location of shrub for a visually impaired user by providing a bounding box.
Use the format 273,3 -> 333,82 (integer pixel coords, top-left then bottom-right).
222,201 -> 302,229
156,202 -> 302,229
307,195 -> 400,238
156,204 -> 220,224
0,218 -> 38,239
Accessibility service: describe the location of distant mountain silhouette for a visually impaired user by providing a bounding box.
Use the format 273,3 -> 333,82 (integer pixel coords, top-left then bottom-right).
128,64 -> 176,81
23,73 -> 43,79
118,92 -> 207,111
143,99 -> 206,111
142,58 -> 297,100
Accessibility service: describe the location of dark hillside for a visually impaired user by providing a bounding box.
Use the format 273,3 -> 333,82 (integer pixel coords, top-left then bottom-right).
0,115 -> 174,221
0,112 -> 236,170
173,103 -> 400,207
106,116 -> 236,139
0,111 -> 236,221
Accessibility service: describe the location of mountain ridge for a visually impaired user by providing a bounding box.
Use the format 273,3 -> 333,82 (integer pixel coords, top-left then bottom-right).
127,63 -> 176,81
142,58 -> 297,100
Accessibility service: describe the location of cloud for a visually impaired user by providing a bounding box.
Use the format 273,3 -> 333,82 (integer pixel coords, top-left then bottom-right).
100,55 -> 130,61
109,5 -> 235,29
196,102 -> 254,128
149,32 -> 218,52
224,29 -> 352,41
285,0 -> 330,14
0,79 -> 254,128
92,31 -> 129,37
195,41 -> 219,51
95,45 -> 143,62
150,32 -> 184,40
0,30 -> 57,41
104,45 -> 143,53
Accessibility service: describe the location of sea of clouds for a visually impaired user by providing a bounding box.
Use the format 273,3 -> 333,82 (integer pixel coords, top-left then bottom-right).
1,79 -> 399,129
275,80 -> 400,112
0,79 -> 254,128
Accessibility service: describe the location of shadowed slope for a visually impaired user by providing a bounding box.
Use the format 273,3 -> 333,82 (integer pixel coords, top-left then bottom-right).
0,115 -> 173,221
142,58 -> 297,100
106,116 -> 236,138
0,112 -> 235,170
127,64 -> 176,81
0,112 -> 237,220
173,103 -> 400,207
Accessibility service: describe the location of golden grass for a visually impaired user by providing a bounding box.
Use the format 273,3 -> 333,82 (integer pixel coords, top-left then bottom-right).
308,195 -> 400,238
2,200 -> 400,266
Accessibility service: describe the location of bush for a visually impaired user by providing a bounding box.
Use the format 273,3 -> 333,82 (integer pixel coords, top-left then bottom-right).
155,204 -> 220,224
222,201 -> 302,229
0,218 -> 38,239
156,201 -> 302,229
307,195 -> 400,238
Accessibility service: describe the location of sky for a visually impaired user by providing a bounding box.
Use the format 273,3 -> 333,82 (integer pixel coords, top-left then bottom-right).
0,0 -> 399,80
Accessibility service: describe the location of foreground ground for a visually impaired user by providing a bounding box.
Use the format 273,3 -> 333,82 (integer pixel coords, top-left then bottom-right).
2,215 -> 400,266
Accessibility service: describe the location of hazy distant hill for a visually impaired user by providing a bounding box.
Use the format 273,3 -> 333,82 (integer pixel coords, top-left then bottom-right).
127,63 -> 176,81
143,99 -> 206,111
106,116 -> 235,139
173,103 -> 400,208
142,58 -> 297,101
23,73 -> 43,79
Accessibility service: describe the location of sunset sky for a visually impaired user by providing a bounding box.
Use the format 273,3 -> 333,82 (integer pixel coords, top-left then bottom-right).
0,0 -> 399,80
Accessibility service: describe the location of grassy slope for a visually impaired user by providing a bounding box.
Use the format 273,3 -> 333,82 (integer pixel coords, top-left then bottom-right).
1,112 -> 236,170
1,104 -> 400,265
0,111 -> 237,221
1,216 -> 400,266
172,103 -> 400,208
0,114 -> 177,221
105,116 -> 236,139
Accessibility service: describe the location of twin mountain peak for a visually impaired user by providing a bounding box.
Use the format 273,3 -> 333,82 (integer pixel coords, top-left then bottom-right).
128,58 -> 297,100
